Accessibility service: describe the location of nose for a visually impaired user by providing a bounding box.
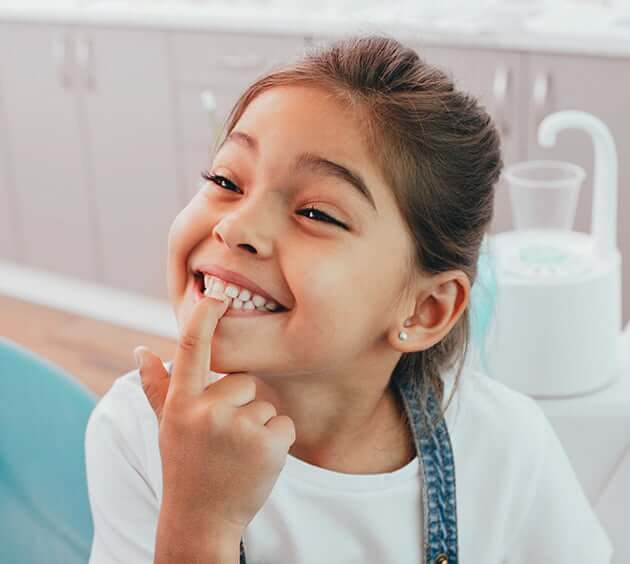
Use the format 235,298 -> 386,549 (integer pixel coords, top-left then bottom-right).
212,192 -> 280,257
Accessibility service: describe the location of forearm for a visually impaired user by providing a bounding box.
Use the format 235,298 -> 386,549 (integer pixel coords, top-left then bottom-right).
154,505 -> 242,564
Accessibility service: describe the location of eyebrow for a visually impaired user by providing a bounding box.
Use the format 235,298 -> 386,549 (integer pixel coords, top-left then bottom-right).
216,130 -> 378,213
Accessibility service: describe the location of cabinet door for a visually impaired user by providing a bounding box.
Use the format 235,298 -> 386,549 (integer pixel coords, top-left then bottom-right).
0,78 -> 18,262
408,45 -> 526,236
78,27 -> 179,301
0,23 -> 98,280
524,53 -> 630,326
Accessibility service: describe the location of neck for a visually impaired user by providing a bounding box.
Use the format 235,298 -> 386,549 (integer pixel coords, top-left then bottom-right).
286,385 -> 416,474
248,347 -> 417,475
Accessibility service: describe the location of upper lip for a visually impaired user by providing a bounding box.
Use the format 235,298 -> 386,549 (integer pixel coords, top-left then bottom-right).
193,264 -> 289,309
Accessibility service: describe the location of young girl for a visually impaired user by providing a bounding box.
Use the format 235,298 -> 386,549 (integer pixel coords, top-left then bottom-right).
85,34 -> 613,564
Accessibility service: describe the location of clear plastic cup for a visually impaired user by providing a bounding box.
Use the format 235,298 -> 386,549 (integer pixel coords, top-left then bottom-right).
503,160 -> 585,231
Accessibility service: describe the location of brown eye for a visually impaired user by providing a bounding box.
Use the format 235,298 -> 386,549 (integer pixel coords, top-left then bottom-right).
297,206 -> 348,229
201,171 -> 241,193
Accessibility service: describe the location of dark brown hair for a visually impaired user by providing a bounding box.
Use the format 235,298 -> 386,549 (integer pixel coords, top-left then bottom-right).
213,33 -> 503,426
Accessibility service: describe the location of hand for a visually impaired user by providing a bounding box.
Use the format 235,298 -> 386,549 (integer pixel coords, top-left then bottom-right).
134,294 -> 296,538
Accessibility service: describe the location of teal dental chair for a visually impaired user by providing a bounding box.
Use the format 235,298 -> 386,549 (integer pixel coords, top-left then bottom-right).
0,336 -> 97,564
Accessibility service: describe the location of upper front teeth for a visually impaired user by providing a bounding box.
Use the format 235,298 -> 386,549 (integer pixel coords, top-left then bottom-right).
203,274 -> 279,311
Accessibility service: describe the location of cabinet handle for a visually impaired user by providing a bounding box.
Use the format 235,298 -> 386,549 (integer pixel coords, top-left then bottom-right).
492,66 -> 510,139
52,35 -> 72,88
217,54 -> 264,69
75,34 -> 93,90
533,71 -> 551,130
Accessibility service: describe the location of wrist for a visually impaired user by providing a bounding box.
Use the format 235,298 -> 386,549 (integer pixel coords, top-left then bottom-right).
155,505 -> 243,564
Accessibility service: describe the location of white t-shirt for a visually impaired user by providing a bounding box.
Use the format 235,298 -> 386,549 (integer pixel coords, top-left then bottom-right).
85,361 -> 613,563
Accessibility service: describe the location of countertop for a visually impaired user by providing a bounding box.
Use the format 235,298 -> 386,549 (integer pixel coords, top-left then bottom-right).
1,1 -> 630,58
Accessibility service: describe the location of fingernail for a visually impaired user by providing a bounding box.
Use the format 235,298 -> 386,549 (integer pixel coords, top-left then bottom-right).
134,346 -> 145,369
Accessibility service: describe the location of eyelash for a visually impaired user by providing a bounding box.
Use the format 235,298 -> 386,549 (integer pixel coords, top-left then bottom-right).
200,171 -> 348,229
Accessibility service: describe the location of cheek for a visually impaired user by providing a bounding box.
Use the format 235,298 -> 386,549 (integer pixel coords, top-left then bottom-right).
287,267 -> 360,347
168,206 -> 194,253
168,202 -> 210,263
166,205 -> 204,297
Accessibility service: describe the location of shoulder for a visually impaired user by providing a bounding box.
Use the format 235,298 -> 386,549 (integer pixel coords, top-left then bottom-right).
463,368 -> 545,428
450,366 -> 547,452
451,367 -> 549,498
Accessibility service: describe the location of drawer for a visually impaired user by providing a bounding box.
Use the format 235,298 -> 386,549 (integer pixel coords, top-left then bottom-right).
171,31 -> 307,84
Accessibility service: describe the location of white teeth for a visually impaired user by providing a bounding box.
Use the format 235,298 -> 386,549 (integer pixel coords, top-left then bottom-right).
238,288 -> 251,301
224,284 -> 240,298
200,273 -> 282,312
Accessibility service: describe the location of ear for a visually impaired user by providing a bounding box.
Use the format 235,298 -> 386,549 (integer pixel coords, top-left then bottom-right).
388,270 -> 470,353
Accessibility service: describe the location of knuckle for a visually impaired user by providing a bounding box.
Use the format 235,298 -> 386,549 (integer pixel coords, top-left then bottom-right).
234,413 -> 254,435
161,397 -> 193,428
267,401 -> 279,416
238,374 -> 258,395
201,401 -> 227,429
257,400 -> 278,418
178,331 -> 201,352
229,372 -> 254,385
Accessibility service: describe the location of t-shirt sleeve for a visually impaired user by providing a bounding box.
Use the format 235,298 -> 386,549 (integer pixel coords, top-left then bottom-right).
84,377 -> 160,564
503,407 -> 614,563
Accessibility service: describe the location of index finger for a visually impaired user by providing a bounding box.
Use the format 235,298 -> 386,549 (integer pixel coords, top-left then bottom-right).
169,295 -> 230,398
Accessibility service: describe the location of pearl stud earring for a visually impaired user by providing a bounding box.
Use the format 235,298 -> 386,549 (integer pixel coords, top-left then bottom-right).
398,331 -> 408,341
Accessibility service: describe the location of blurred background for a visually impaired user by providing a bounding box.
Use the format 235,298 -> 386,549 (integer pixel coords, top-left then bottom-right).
0,0 -> 629,562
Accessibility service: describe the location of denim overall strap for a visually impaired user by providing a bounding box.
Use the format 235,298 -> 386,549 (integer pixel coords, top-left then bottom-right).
238,378 -> 458,564
394,375 -> 459,564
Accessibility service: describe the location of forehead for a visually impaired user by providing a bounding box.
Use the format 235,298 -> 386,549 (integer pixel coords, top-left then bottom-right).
229,85 -> 375,171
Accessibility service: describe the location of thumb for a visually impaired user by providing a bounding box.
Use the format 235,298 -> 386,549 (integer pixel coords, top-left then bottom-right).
135,346 -> 170,422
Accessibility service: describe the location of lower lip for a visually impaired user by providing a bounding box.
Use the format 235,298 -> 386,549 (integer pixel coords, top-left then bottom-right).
192,277 -> 286,317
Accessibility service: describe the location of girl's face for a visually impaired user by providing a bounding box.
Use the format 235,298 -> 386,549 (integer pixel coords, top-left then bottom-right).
167,85 -> 416,382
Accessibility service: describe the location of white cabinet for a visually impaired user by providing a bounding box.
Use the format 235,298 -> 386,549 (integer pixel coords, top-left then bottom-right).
79,27 -> 179,301
0,22 -> 179,300
170,31 -> 307,204
0,23 -> 98,281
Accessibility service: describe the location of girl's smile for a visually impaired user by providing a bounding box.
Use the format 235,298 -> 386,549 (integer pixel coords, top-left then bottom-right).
191,272 -> 290,317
